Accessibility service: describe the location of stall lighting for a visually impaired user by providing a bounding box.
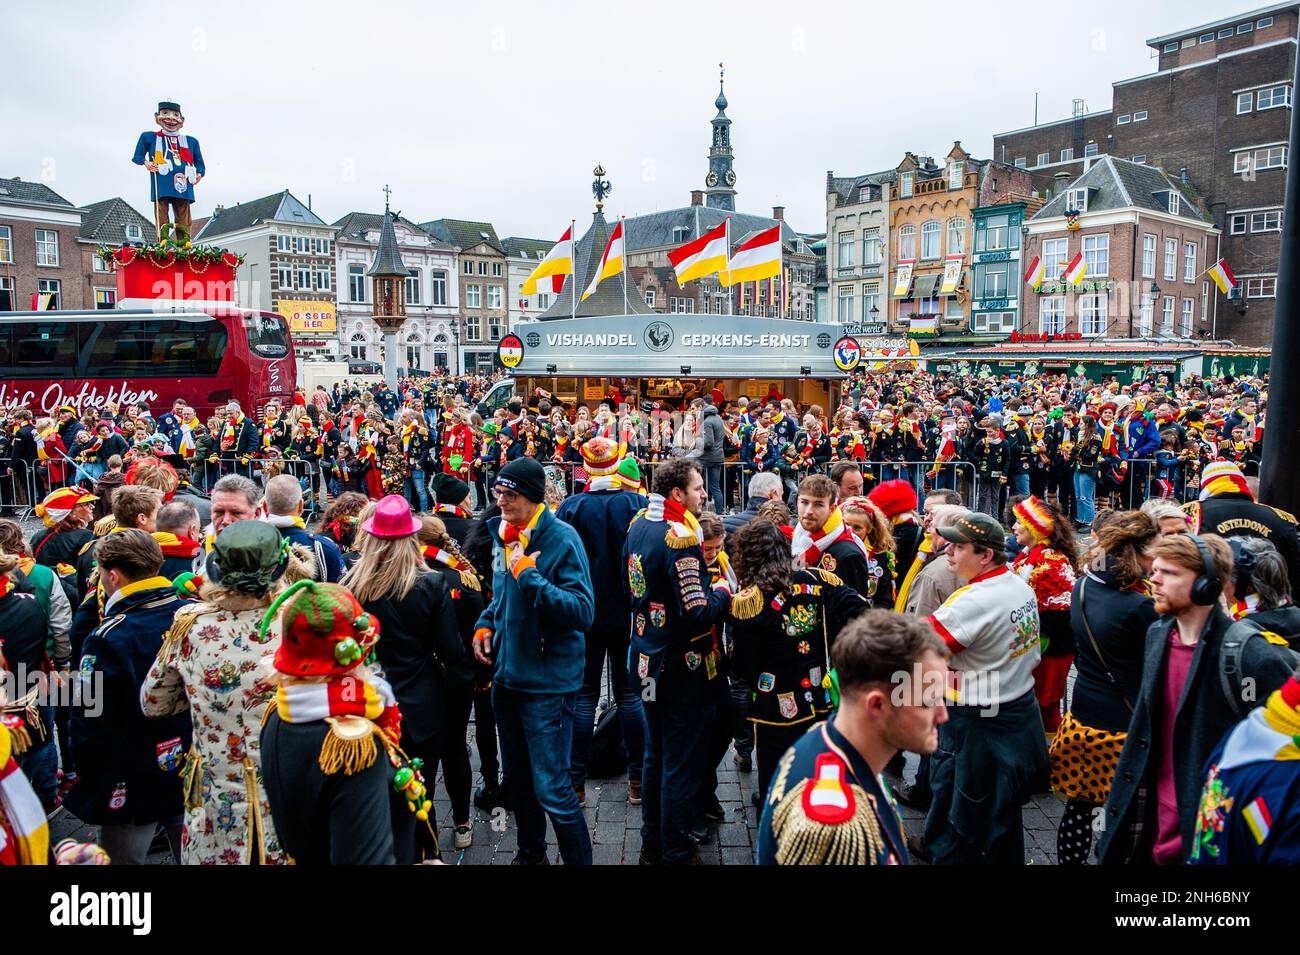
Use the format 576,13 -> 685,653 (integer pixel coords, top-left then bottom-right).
800,365 -> 812,375
681,365 -> 692,375
546,364 -> 557,373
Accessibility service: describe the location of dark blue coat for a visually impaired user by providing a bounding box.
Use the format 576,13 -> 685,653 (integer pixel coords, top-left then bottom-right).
475,506 -> 594,694
556,488 -> 647,634
67,582 -> 191,826
276,523 -> 345,582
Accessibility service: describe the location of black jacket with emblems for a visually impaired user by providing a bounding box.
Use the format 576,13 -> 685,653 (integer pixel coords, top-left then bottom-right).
728,569 -> 867,726
623,495 -> 731,706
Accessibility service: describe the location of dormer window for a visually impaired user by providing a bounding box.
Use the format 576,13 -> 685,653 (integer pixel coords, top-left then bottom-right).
125,223 -> 143,243
948,161 -> 963,190
900,172 -> 914,199
673,226 -> 690,243
1067,188 -> 1088,213
1168,193 -> 1181,215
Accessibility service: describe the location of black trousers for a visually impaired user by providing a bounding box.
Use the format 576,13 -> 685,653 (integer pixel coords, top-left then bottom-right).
728,673 -> 753,757
472,684 -> 500,790
424,683 -> 475,825
696,676 -> 735,812
754,720 -> 810,807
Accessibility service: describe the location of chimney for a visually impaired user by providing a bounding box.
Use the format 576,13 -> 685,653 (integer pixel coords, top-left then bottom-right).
307,194 -> 312,210
1179,166 -> 1190,185
772,205 -> 785,221
1053,171 -> 1071,196
690,190 -> 704,206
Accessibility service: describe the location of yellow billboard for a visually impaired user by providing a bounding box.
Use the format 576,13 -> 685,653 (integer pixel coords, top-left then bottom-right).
277,299 -> 337,334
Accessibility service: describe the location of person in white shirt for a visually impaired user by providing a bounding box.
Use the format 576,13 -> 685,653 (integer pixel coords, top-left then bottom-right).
923,512 -> 1050,865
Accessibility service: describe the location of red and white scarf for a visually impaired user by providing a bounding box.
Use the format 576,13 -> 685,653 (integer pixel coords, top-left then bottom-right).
498,503 -> 545,551
435,503 -> 471,520
645,493 -> 703,538
275,672 -> 402,743
423,545 -> 467,571
152,131 -> 197,182
791,507 -> 868,567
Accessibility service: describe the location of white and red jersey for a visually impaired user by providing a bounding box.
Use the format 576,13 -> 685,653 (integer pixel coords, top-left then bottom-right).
441,423 -> 473,475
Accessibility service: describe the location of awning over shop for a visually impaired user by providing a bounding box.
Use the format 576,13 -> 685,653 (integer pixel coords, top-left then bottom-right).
912,273 -> 940,298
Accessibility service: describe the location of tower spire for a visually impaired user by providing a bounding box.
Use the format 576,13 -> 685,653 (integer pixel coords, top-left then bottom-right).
704,63 -> 735,211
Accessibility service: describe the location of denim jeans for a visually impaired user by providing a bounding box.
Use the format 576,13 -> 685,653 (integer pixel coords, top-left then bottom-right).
15,706 -> 58,810
641,697 -> 714,863
492,686 -> 592,865
1074,471 -> 1097,526
1012,472 -> 1030,496
704,464 -> 724,513
570,626 -> 645,788
405,469 -> 429,512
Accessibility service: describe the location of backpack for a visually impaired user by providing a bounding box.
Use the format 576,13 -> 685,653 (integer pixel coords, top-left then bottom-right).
1219,617 -> 1300,718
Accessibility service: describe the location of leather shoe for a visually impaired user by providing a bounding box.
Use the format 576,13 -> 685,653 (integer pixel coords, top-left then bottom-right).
733,752 -> 753,773
473,784 -> 504,811
893,782 -> 931,812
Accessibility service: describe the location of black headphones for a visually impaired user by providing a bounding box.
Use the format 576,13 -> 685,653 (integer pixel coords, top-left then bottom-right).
1228,538 -> 1257,596
1189,534 -> 1222,606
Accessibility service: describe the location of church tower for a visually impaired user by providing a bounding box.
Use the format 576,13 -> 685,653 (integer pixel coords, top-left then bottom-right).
704,63 -> 736,212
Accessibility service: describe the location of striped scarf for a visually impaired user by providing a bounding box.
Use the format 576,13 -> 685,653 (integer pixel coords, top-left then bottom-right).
498,503 -> 545,551
423,545 -> 467,571
275,673 -> 401,741
791,507 -> 868,567
435,503 -> 471,520
645,493 -> 702,540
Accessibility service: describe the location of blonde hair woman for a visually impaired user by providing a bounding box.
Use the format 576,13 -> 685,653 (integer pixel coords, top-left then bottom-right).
340,495 -> 465,860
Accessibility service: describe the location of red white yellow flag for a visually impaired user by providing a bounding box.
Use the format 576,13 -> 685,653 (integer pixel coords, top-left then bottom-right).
723,225 -> 781,286
522,224 -> 574,296
581,220 -> 624,301
668,219 -> 729,285
1206,258 -> 1237,294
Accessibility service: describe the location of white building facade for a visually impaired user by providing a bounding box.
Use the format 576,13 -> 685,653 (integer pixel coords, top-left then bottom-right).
334,213 -> 460,372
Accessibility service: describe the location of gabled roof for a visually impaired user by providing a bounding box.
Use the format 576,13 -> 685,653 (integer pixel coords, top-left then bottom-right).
827,169 -> 897,204
502,236 -> 554,260
537,210 -> 655,320
420,218 -> 503,254
333,211 -> 452,248
77,197 -> 153,243
1032,156 -> 1210,222
195,190 -> 328,240
0,177 -> 75,209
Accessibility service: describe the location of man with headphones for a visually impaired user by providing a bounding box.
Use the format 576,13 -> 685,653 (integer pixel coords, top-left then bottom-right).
1099,533 -> 1295,865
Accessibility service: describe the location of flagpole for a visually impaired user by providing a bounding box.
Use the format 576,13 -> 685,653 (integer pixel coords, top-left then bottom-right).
621,216 -> 628,315
726,217 -> 733,316
571,218 -> 576,322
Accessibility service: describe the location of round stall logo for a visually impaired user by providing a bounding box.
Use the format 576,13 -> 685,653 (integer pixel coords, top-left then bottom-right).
497,333 -> 525,369
643,321 -> 674,352
833,336 -> 862,372
525,331 -> 541,348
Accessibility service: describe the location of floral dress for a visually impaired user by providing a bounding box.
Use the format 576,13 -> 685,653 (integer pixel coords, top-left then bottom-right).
140,602 -> 286,865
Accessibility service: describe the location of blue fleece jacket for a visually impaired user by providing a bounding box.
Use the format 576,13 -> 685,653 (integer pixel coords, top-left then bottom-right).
475,506 -> 594,694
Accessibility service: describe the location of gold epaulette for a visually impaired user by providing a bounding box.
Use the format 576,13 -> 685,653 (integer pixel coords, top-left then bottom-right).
93,515 -> 117,537
158,603 -> 206,655
813,568 -> 844,588
319,716 -> 385,776
260,699 -> 278,729
1262,630 -> 1290,647
771,779 -> 884,865
1266,504 -> 1298,525
730,585 -> 764,620
77,538 -> 95,558
458,568 -> 481,592
665,528 -> 699,550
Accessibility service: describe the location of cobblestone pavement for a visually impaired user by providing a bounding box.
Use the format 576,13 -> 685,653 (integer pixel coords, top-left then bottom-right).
49,724 -> 1067,865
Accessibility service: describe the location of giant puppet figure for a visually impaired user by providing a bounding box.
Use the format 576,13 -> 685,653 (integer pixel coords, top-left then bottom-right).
131,101 -> 205,239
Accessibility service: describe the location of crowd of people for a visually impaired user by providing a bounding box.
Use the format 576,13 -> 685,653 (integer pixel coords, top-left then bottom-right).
1,363 -> 1297,866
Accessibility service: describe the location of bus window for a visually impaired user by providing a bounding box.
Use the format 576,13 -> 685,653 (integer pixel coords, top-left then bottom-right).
81,319 -> 228,377
1,321 -> 76,378
242,314 -> 290,359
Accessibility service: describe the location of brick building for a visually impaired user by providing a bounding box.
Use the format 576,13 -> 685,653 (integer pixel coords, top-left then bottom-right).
420,219 -> 507,374
77,197 -> 152,310
993,3 -> 1297,344
1023,157 -> 1218,340
0,177 -> 85,311
886,143 -> 1035,341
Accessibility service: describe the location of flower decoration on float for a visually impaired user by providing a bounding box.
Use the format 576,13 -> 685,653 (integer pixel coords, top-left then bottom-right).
97,222 -> 244,272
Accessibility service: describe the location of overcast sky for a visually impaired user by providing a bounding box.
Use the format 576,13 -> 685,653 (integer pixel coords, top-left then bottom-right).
1,0 -> 1262,239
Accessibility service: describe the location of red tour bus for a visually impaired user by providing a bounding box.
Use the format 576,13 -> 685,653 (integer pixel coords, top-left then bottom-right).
0,302 -> 296,421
